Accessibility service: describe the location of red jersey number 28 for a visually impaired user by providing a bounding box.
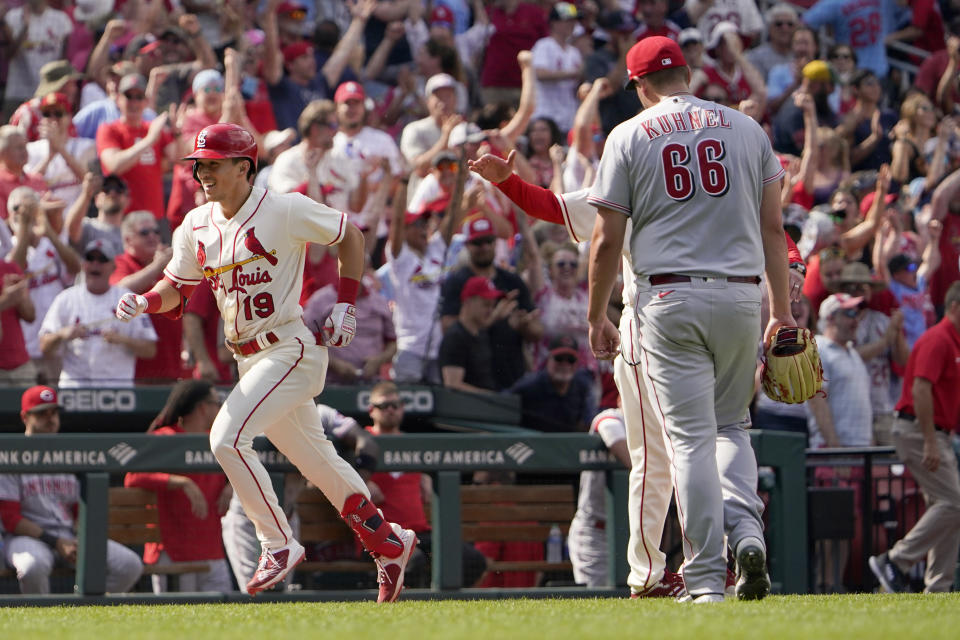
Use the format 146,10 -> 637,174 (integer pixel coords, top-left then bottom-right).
662,139 -> 729,201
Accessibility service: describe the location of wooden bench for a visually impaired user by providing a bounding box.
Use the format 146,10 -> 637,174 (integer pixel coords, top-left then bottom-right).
295,483 -> 575,578
108,487 -> 213,581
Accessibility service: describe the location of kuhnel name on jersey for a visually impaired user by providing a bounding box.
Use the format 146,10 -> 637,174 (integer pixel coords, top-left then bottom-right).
639,107 -> 732,140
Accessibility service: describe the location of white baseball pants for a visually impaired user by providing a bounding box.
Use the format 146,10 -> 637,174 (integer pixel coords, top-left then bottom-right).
634,278 -> 766,597
4,535 -> 142,594
568,514 -> 608,587
615,311 -> 673,593
210,327 -> 368,551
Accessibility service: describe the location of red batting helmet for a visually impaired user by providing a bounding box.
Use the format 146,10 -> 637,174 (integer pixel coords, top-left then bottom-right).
183,123 -> 258,183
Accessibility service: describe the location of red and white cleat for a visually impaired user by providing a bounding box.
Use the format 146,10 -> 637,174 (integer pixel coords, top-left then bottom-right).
373,524 -> 418,603
630,570 -> 687,598
245,540 -> 305,596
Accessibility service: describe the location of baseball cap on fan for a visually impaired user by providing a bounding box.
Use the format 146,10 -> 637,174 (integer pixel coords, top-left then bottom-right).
425,73 -> 459,96
21,386 -> 61,414
460,276 -> 504,302
624,36 -> 687,88
819,292 -> 864,320
118,73 -> 147,94
334,81 -> 366,104
84,238 -> 116,261
464,216 -> 496,242
548,335 -> 579,358
430,4 -> 455,28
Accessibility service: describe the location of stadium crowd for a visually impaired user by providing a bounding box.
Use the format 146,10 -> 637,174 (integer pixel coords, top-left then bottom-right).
1,0 -> 959,595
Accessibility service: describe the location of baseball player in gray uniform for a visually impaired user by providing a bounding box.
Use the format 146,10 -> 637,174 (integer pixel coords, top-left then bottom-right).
586,37 -> 794,602
115,123 -> 416,602
0,386 -> 143,594
468,153 -> 685,597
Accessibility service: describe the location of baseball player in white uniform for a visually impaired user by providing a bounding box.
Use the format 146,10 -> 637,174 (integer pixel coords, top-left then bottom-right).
114,123 -> 416,602
586,37 -> 794,602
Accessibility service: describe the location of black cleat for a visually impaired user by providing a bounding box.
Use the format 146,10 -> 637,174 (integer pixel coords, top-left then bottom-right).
869,553 -> 908,593
735,543 -> 771,600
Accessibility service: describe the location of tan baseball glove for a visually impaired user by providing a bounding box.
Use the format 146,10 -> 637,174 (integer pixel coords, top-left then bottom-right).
760,327 -> 824,404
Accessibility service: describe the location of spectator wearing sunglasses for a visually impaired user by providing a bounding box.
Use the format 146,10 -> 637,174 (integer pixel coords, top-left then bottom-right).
440,218 -> 543,390
109,211 -> 182,382
509,334 -> 596,433
364,381 -> 488,588
25,92 -> 96,205
96,73 -> 178,223
39,239 -> 157,388
438,275 -> 502,393
65,174 -> 127,256
531,244 -> 593,371
746,4 -> 798,85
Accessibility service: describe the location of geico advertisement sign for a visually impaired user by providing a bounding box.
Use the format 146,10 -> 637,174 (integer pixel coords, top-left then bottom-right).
355,389 -> 433,413
60,389 -> 137,412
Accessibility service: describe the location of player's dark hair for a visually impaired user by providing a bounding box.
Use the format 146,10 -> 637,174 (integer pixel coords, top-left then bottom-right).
642,66 -> 690,92
232,157 -> 256,180
150,380 -> 215,432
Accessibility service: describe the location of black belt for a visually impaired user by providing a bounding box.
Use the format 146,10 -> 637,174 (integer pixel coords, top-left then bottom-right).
896,411 -> 948,433
649,274 -> 761,286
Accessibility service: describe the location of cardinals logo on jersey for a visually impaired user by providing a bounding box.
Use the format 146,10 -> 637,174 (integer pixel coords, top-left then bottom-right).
243,228 -> 278,266
197,240 -> 207,269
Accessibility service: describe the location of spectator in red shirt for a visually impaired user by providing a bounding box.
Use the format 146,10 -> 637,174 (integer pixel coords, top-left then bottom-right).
928,167 -> 960,314
0,259 -> 36,384
365,381 -> 488,588
110,210 -> 183,382
914,20 -> 960,114
695,22 -> 765,106
635,0 -> 681,42
870,281 -> 960,594
96,74 -> 176,225
124,380 -> 232,593
0,125 -> 48,221
479,0 -> 548,107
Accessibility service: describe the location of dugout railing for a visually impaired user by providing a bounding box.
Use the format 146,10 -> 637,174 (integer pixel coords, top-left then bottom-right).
805,447 -> 941,593
0,429 -> 807,603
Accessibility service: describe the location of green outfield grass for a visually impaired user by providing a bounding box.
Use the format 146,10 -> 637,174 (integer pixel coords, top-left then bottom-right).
2,594 -> 958,640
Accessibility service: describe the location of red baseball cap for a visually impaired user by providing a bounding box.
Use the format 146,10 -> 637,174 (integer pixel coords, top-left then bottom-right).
460,276 -> 503,302
430,4 -> 454,27
21,385 -> 60,414
406,194 -> 450,223
40,92 -> 70,111
464,216 -> 495,242
625,36 -> 687,86
282,41 -> 313,65
334,81 -> 365,104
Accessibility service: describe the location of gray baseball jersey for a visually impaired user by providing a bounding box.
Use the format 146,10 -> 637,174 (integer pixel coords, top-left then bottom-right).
587,95 -> 784,277
0,474 -> 78,537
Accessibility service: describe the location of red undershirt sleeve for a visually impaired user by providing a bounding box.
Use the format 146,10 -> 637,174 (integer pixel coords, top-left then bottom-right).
494,174 -> 565,225
785,232 -> 803,265
0,500 -> 24,532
